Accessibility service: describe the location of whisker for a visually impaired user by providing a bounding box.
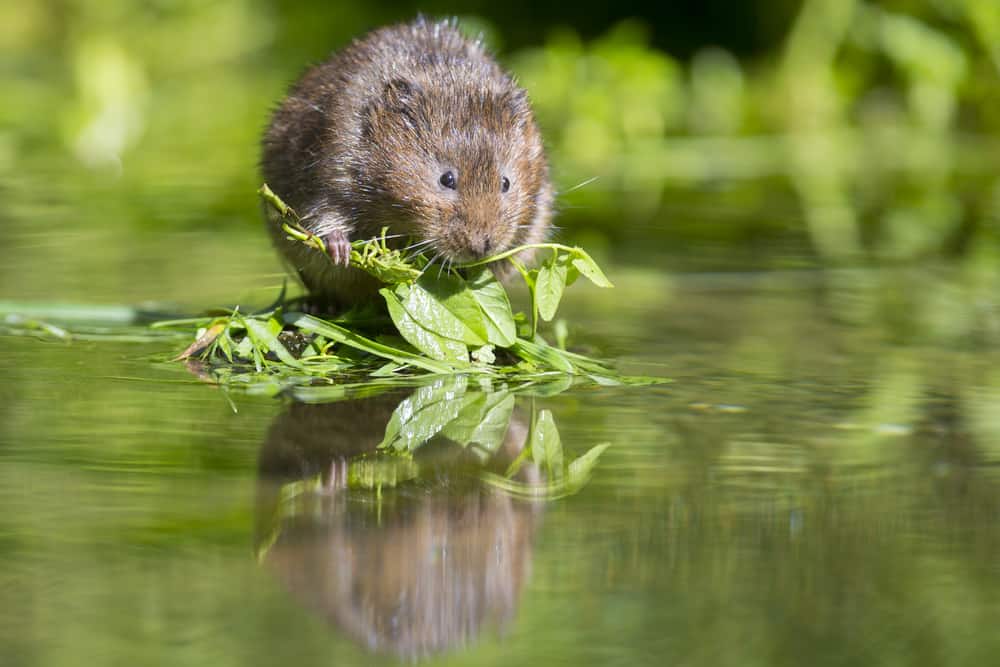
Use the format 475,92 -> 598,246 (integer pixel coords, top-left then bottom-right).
560,176 -> 599,195
402,239 -> 435,253
358,232 -> 410,243
419,252 -> 442,280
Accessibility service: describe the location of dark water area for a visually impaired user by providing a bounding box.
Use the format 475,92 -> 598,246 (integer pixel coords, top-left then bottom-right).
4,196 -> 1000,665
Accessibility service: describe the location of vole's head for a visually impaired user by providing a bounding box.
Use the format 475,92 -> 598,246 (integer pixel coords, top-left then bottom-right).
359,77 -> 550,264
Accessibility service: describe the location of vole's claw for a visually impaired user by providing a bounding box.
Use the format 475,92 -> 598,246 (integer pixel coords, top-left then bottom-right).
325,231 -> 352,266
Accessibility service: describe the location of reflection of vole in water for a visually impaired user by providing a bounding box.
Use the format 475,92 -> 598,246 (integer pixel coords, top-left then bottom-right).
256,397 -> 541,659
261,18 -> 554,307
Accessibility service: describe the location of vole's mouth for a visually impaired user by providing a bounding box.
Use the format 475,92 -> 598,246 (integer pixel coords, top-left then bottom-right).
432,247 -> 484,267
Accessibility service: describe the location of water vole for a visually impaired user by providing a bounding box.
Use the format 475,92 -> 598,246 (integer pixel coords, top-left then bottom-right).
261,17 -> 554,307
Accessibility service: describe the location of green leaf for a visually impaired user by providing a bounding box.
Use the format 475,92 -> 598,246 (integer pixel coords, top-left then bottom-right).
406,277 -> 488,346
233,335 -> 254,360
382,286 -> 469,362
370,362 -> 405,377
466,267 -> 517,347
519,375 -> 575,397
245,318 -> 302,368
216,328 -> 234,362
287,312 -> 457,373
571,249 -> 613,288
535,254 -> 568,321
513,338 -> 576,373
567,443 -> 611,488
563,255 -> 580,287
379,376 -> 475,451
530,409 -> 564,480
440,391 -> 515,453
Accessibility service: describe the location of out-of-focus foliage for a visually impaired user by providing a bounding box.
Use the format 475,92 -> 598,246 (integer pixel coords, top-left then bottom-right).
514,0 -> 1000,262
1,0 -> 998,277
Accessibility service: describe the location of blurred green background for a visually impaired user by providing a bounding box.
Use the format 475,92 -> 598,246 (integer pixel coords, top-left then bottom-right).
1,0 -> 999,304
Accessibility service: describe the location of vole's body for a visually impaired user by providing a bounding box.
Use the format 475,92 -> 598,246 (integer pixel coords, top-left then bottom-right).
262,18 -> 553,306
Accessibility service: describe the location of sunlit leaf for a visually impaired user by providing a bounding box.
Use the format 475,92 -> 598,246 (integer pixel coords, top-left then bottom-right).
535,253 -> 568,321
466,266 -> 517,347
530,409 -> 564,480
382,287 -> 469,362
567,443 -> 610,488
244,318 -> 302,368
514,338 -> 575,372
571,250 -> 613,287
234,335 -> 254,360
379,376 -> 475,451
415,273 -> 490,345
288,312 -> 457,373
401,279 -> 487,346
440,391 -> 515,453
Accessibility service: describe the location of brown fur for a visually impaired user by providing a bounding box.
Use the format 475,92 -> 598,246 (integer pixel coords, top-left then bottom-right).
262,18 -> 554,307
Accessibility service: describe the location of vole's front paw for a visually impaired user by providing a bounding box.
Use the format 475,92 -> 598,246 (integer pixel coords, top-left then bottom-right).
324,231 -> 352,266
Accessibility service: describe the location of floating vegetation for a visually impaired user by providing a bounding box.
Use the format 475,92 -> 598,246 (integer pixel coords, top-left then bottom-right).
156,185 -> 662,388
0,304 -> 188,344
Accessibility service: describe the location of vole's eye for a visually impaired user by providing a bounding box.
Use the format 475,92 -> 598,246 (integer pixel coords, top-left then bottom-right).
501,176 -> 511,193
439,171 -> 457,190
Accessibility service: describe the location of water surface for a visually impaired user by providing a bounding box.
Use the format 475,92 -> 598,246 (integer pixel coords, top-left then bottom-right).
3,231 -> 1000,665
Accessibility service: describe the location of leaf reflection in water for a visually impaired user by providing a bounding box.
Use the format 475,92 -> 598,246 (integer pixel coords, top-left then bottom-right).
254,378 -> 609,659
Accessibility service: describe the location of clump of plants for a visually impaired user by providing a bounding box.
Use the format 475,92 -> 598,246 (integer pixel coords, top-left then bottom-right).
158,185 -> 649,386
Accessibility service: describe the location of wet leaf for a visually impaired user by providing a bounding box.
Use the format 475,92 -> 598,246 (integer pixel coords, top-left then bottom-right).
571,250 -> 613,288
379,376 -> 475,451
216,328 -> 234,362
382,286 -> 469,362
234,335 -> 254,360
513,338 -> 575,373
535,253 -> 568,321
288,312 -> 457,373
402,278 -> 487,346
567,443 -> 610,488
530,409 -> 564,480
440,391 -> 515,452
466,266 -> 517,347
519,375 -> 575,396
245,317 -> 302,368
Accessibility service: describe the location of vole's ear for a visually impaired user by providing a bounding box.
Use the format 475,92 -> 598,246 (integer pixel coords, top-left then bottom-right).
383,78 -> 422,110
508,87 -> 529,108
362,78 -> 424,140
500,88 -> 532,128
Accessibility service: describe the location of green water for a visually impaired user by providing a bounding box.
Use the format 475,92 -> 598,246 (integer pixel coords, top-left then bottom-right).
5,1 -> 1000,662
3,210 -> 1000,665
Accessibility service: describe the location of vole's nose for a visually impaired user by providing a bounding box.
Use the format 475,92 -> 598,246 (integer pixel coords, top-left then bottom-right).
465,235 -> 493,260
